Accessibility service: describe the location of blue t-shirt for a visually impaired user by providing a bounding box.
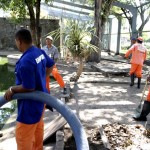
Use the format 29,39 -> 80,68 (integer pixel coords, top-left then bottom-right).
15,46 -> 54,124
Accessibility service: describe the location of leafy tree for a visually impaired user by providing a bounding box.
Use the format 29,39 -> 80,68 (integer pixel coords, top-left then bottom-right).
69,0 -> 116,62
113,0 -> 150,36
133,0 -> 150,36
0,0 -> 53,47
88,0 -> 116,62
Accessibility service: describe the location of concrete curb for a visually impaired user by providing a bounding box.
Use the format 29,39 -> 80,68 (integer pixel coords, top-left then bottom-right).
101,57 -> 128,64
101,56 -> 150,66
55,130 -> 65,150
77,80 -> 147,85
57,63 -> 92,72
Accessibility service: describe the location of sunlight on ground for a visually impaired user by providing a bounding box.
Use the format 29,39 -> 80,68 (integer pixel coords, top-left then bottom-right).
135,90 -> 149,98
0,137 -> 17,150
97,101 -> 134,105
80,108 -> 135,126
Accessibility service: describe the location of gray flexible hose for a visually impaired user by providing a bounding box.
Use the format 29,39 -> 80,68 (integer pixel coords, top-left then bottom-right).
0,91 -> 89,150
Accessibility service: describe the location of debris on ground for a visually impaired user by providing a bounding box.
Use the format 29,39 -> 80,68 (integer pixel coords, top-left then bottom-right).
102,123 -> 150,150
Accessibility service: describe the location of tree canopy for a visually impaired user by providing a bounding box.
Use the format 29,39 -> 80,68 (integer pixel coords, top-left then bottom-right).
112,0 -> 150,36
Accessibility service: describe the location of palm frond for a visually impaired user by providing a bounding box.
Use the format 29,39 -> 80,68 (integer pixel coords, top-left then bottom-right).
44,20 -> 99,60
65,21 -> 99,59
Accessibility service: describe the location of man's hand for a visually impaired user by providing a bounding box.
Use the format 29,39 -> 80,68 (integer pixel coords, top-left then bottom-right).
4,85 -> 34,101
4,87 -> 14,101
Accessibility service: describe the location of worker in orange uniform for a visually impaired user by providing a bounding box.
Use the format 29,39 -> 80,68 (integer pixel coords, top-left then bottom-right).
125,37 -> 147,89
42,36 -> 66,94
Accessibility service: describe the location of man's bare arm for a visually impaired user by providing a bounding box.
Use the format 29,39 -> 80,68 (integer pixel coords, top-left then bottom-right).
4,85 -> 34,101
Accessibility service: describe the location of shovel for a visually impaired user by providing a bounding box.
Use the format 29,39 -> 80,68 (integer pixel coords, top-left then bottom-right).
135,81 -> 148,114
134,81 -> 150,118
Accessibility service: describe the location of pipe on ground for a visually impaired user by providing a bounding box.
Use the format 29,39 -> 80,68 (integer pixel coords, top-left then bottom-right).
0,91 -> 89,150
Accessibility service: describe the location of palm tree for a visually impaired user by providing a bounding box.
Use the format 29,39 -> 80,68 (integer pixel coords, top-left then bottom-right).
48,21 -> 99,82
64,21 -> 99,82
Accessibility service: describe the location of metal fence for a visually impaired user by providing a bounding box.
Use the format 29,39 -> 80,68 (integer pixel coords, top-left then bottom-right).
102,30 -> 150,54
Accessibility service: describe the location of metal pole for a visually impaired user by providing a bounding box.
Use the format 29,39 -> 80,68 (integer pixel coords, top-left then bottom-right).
116,18 -> 121,55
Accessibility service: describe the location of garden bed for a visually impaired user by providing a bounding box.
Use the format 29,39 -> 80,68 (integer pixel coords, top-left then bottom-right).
100,123 -> 150,150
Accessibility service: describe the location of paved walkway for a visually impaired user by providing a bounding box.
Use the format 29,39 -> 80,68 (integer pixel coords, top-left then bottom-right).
55,55 -> 150,128
69,82 -> 148,127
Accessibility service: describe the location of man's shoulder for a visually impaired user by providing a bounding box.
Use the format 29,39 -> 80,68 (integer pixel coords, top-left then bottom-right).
52,45 -> 58,50
20,47 -> 38,64
136,44 -> 147,52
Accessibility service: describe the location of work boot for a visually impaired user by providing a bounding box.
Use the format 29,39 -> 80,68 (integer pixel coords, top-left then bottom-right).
133,115 -> 147,121
137,77 -> 141,89
133,101 -> 150,121
130,74 -> 135,86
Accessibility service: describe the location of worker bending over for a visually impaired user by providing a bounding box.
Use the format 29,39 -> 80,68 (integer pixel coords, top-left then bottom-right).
42,36 -> 66,94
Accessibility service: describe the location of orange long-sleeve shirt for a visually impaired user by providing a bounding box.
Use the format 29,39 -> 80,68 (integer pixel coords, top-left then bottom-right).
125,43 -> 147,66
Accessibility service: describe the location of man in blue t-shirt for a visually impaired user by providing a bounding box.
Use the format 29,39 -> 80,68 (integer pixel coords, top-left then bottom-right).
4,29 -> 54,150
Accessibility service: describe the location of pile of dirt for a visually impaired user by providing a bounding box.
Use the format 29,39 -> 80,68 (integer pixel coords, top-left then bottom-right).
103,123 -> 150,150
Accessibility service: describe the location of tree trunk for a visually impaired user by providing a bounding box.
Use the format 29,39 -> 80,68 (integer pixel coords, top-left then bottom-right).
138,29 -> 143,37
25,0 -> 37,45
76,58 -> 84,81
30,18 -> 37,45
88,0 -> 102,63
35,0 -> 41,48
138,15 -> 150,37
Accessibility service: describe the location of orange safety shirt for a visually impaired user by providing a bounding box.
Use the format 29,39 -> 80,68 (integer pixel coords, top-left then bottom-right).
125,43 -> 147,66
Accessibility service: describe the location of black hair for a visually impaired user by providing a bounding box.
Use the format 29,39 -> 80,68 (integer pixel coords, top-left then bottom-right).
137,40 -> 143,44
15,29 -> 32,44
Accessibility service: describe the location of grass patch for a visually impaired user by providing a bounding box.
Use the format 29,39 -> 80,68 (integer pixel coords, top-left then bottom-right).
0,57 -> 8,65
0,67 -> 15,91
0,57 -> 16,130
0,57 -> 15,92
